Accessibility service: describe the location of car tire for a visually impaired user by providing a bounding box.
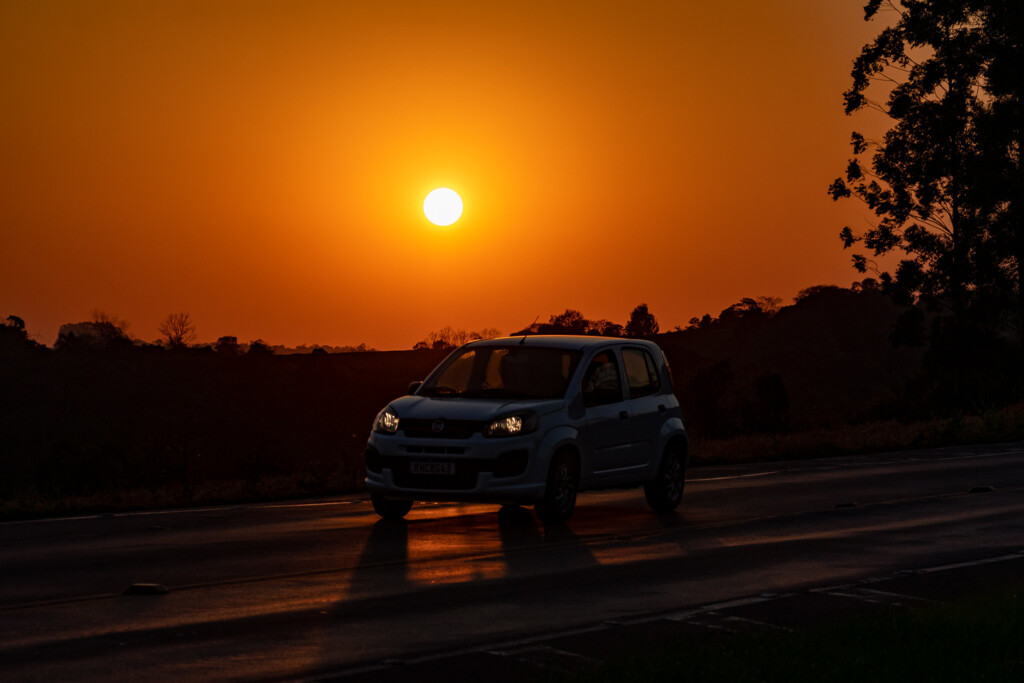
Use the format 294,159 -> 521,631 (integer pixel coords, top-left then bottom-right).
371,493 -> 413,519
534,451 -> 579,525
644,445 -> 686,513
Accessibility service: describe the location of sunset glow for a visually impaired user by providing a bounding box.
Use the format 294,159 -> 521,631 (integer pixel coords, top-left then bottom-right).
0,1 -> 884,349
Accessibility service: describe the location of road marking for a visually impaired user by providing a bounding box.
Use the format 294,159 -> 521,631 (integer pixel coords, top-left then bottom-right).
919,552 -> 1024,573
690,471 -> 779,482
855,587 -> 938,603
491,643 -> 603,667
0,499 -> 369,526
823,589 -> 905,605
663,595 -> 774,621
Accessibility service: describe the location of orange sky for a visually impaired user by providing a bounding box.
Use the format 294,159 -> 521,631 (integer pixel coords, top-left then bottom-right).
1,0 -> 888,349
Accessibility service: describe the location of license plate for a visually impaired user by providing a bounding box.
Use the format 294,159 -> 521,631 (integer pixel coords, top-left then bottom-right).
409,461 -> 455,475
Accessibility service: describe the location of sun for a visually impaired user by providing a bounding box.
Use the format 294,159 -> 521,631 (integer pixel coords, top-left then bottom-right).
423,188 -> 463,226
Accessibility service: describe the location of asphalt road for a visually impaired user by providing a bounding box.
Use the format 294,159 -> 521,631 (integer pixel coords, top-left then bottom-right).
2,442 -> 1022,681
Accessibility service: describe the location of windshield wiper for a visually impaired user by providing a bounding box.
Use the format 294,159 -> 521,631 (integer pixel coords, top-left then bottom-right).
421,385 -> 460,396
462,388 -> 539,399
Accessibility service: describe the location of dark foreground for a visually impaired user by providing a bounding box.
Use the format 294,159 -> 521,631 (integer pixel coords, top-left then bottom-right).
1,442 -> 1022,681
340,553 -> 1024,682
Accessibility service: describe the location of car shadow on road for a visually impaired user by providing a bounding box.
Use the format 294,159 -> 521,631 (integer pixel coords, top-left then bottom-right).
344,517 -> 412,595
497,504 -> 600,577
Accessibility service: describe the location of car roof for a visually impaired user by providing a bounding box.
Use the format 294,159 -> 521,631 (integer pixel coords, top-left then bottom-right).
463,335 -> 660,351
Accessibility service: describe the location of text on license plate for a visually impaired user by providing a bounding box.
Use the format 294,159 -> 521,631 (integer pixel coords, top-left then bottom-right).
409,461 -> 455,475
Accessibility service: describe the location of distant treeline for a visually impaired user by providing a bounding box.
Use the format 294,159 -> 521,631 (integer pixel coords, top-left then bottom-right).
1,282 -> 1021,512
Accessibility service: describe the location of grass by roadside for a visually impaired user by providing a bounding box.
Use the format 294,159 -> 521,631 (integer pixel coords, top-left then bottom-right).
0,469 -> 359,522
3,404 -> 1023,522
559,583 -> 1024,683
692,402 -> 1024,465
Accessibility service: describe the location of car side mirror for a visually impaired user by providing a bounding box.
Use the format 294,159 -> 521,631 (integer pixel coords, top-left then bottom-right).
408,381 -> 423,395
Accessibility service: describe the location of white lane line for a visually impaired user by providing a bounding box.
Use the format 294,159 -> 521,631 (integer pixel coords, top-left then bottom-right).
0,498 -> 369,526
919,552 -> 1024,573
492,644 -> 603,665
856,587 -> 938,603
690,471 -> 779,482
823,590 -> 898,605
663,595 -> 774,621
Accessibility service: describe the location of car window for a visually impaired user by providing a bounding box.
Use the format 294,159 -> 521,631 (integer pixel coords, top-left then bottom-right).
428,349 -> 476,394
623,348 -> 661,398
582,351 -> 623,406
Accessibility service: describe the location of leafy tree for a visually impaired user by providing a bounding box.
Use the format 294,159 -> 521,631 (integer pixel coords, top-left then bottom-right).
159,313 -> 197,349
55,312 -> 132,350
214,335 -> 241,356
246,339 -> 274,356
587,319 -> 623,337
978,0 -> 1023,334
548,309 -> 588,334
415,326 -> 503,349
829,0 -> 1015,324
754,296 -> 783,316
625,303 -> 659,337
475,327 -> 504,340
719,297 -> 771,325
425,326 -> 471,349
795,285 -> 848,302
91,309 -> 130,337
4,315 -> 26,333
0,314 -> 37,349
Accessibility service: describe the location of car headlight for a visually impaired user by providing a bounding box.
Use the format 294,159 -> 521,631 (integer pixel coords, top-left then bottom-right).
485,412 -> 538,438
373,407 -> 400,435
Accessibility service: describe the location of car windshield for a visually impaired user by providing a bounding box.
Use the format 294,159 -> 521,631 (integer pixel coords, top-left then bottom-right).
420,345 -> 582,399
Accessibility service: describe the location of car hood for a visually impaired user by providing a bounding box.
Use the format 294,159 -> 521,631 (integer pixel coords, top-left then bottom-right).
388,395 -> 564,421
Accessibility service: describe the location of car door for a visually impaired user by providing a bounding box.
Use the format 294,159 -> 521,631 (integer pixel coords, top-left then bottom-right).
619,346 -> 666,469
578,349 -> 633,474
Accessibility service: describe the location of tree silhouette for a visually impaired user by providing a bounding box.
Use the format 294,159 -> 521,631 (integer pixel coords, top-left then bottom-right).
978,0 -> 1023,340
5,315 -> 26,333
416,325 -> 502,350
427,326 -> 470,349
91,309 -> 130,337
587,319 -> 623,337
0,314 -> 35,349
625,303 -> 659,337
829,0 -> 1017,328
548,309 -> 588,334
55,312 -> 132,350
159,313 -> 197,349
214,335 -> 241,356
246,339 -> 273,356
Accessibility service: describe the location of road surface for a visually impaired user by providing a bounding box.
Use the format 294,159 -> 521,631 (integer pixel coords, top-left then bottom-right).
1,442 -> 1022,681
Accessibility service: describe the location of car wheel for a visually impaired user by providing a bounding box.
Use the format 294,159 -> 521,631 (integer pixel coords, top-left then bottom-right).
534,452 -> 579,525
644,445 -> 686,513
371,493 -> 413,519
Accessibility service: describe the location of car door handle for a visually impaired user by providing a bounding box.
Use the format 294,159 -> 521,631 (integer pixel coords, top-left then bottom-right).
619,411 -> 629,420
658,404 -> 666,414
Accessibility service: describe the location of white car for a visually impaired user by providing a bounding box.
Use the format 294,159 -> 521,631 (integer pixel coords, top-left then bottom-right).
364,336 -> 689,523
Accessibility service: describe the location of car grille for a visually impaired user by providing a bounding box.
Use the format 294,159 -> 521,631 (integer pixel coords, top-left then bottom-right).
400,419 -> 485,439
404,445 -> 466,455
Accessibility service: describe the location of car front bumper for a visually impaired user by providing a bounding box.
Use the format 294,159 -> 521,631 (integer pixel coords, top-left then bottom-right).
364,431 -> 548,503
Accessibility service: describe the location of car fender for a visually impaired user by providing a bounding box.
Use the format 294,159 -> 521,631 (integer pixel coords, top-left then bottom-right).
654,418 -> 689,470
535,424 -> 582,477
